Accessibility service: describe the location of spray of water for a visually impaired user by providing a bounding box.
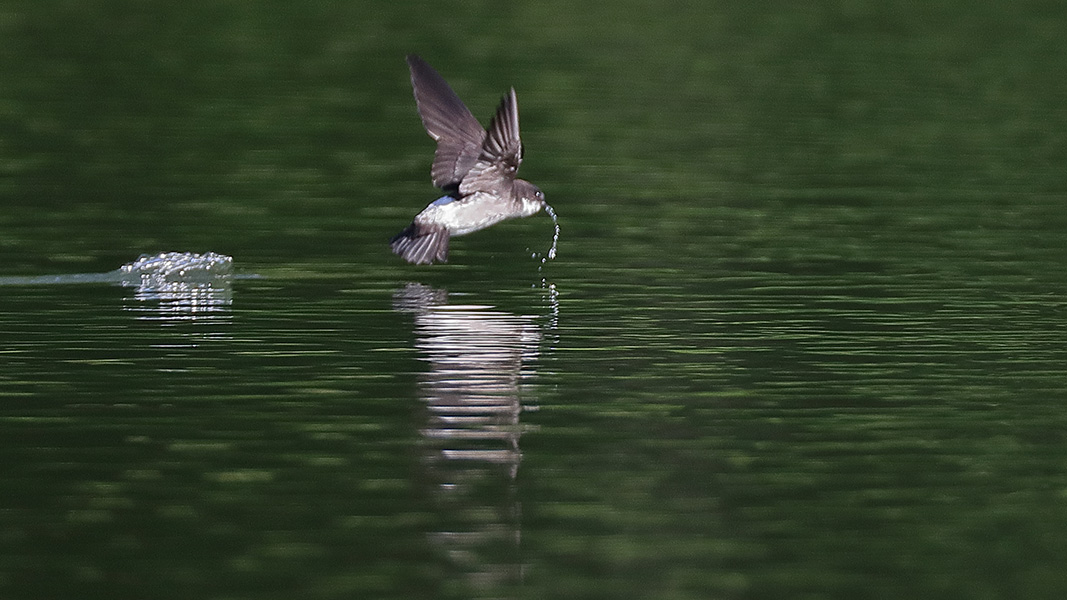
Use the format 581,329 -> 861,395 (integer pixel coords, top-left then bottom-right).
542,202 -> 559,263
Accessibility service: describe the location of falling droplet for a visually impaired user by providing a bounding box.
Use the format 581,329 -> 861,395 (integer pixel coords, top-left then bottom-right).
543,203 -> 559,262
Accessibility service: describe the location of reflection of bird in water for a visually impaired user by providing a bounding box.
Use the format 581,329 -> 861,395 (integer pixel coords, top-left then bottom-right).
393,283 -> 543,594
393,283 -> 540,475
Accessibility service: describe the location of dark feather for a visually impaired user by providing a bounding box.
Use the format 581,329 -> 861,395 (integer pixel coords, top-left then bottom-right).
459,89 -> 523,196
406,55 -> 486,191
390,222 -> 450,265
482,88 -> 522,169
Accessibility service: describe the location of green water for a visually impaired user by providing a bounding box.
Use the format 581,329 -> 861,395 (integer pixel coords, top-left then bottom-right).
2,2 -> 1067,599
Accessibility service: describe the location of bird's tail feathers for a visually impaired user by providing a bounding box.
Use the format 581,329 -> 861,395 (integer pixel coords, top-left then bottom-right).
390,223 -> 450,265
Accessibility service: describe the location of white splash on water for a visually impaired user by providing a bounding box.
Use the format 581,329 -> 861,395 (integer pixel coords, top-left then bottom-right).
119,251 -> 234,285
118,252 -> 236,310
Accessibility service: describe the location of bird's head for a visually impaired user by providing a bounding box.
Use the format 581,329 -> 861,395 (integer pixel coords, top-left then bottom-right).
515,179 -> 546,218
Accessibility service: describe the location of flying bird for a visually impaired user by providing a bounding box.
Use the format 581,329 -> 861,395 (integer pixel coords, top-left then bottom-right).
390,54 -> 545,265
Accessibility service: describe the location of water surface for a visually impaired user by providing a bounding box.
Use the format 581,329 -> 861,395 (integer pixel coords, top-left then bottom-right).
2,2 -> 1067,599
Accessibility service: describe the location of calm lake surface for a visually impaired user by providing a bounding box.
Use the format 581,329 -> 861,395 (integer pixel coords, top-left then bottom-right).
3,2 -> 1067,599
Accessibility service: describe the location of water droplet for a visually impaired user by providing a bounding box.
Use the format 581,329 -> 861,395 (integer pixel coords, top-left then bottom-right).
543,203 -> 560,261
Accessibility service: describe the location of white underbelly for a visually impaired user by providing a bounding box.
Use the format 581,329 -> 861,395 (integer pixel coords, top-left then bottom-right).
416,193 -> 510,236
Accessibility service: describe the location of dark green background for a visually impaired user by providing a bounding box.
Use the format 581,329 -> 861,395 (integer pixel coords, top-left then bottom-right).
2,2 -> 1067,598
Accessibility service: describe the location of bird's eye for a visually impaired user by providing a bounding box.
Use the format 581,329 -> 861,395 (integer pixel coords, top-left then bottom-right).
536,190 -> 544,200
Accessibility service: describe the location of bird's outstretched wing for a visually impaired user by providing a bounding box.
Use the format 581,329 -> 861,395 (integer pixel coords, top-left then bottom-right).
459,88 -> 523,197
407,54 -> 487,191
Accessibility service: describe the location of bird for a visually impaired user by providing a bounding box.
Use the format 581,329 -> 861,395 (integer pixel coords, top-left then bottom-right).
390,54 -> 545,265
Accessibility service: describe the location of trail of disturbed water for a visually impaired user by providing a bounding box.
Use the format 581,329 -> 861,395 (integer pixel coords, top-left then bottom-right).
0,252 -> 256,287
